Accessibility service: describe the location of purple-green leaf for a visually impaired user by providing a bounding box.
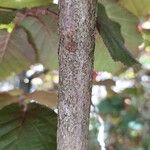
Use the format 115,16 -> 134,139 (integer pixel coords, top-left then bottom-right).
0,102 -> 57,150
0,28 -> 35,79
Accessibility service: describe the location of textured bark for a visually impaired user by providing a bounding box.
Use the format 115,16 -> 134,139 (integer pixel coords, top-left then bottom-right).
58,0 -> 97,150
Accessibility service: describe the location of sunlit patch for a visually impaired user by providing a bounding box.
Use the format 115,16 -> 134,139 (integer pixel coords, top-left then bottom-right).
0,23 -> 15,33
128,121 -> 143,131
124,98 -> 131,105
141,20 -> 150,30
30,64 -> 44,72
30,99 -> 36,103
53,0 -> 58,4
24,78 -> 29,84
52,70 -> 59,84
138,43 -> 144,50
31,78 -> 43,85
26,70 -> 34,78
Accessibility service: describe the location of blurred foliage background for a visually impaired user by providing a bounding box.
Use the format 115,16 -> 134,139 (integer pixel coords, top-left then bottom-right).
0,0 -> 150,150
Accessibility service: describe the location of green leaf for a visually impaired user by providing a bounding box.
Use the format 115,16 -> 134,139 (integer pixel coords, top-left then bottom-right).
98,99 -> 114,114
94,35 -> 124,74
95,0 -> 142,73
97,96 -> 124,114
119,0 -> 150,17
121,106 -> 139,125
99,0 -> 142,51
0,0 -> 53,9
0,10 -> 16,24
0,28 -> 35,79
97,2 -> 141,67
122,87 -> 144,96
0,102 -> 57,150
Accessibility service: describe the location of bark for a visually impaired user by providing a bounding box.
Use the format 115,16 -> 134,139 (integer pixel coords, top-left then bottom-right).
57,0 -> 97,150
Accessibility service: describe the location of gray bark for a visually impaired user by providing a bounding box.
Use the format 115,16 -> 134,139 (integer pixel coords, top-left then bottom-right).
57,0 -> 97,149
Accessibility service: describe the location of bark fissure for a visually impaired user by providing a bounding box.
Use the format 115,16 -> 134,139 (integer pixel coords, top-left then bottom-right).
58,0 -> 97,149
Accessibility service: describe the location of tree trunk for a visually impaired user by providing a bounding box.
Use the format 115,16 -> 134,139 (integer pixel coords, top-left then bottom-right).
57,0 -> 97,149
